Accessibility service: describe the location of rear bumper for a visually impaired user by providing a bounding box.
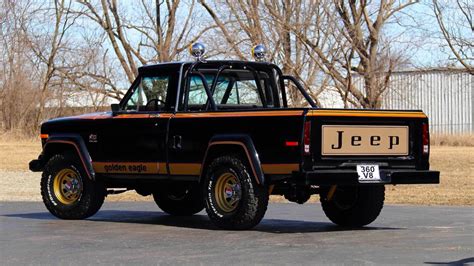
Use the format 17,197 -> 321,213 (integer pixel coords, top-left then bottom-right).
296,169 -> 439,185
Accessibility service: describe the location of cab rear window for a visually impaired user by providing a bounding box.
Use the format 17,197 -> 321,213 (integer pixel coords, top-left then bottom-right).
185,69 -> 276,110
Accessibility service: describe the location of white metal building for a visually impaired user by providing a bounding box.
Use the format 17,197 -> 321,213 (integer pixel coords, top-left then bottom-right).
381,69 -> 473,134
336,68 -> 473,134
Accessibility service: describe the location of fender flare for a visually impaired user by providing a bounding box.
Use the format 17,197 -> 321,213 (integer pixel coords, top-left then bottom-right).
201,134 -> 265,185
43,134 -> 95,180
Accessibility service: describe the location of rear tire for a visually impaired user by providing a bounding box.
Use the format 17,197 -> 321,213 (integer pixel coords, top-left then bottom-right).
203,155 -> 268,230
320,185 -> 385,227
40,153 -> 106,219
152,184 -> 204,216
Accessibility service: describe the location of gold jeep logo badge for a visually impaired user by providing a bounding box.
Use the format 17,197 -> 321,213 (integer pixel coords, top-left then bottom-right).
322,125 -> 409,156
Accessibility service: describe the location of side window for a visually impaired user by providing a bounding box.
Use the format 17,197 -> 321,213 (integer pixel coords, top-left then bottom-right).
124,75 -> 169,111
188,75 -> 209,105
212,76 -> 234,104
186,75 -> 235,108
234,80 -> 262,106
213,72 -> 267,107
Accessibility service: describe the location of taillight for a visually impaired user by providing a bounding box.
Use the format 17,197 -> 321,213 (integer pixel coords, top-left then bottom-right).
422,123 -> 429,155
285,141 -> 299,147
303,120 -> 311,155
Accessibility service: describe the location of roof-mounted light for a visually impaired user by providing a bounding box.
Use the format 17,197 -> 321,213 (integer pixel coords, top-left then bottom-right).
189,42 -> 206,61
252,44 -> 266,62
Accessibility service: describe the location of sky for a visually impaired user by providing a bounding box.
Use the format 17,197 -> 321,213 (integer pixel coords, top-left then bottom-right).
385,0 -> 469,68
22,0 -> 471,69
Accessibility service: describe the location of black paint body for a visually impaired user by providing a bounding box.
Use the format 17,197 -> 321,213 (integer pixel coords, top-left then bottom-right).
31,61 -> 439,193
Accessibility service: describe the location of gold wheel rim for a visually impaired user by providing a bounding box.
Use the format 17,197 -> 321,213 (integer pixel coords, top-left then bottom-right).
53,168 -> 83,205
214,172 -> 241,213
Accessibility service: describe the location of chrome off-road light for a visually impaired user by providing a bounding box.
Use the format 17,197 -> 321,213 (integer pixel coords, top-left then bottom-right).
252,44 -> 266,61
189,42 -> 206,61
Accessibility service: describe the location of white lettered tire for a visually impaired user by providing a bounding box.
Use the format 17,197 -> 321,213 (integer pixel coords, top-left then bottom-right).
41,152 -> 105,219
203,155 -> 268,230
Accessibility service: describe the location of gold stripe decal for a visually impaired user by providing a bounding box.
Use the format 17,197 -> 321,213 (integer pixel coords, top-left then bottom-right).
309,110 -> 427,118
78,111 -> 303,120
169,163 -> 202,175
75,109 -> 426,120
174,110 -> 304,118
262,164 -> 299,174
93,162 -> 201,175
93,162 -> 161,174
92,162 -> 299,175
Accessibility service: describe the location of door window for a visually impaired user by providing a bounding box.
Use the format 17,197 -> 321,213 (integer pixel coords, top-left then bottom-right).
124,75 -> 169,111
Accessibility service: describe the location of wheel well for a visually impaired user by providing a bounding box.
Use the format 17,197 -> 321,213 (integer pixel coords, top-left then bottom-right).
201,144 -> 259,183
43,143 -> 78,163
202,145 -> 246,170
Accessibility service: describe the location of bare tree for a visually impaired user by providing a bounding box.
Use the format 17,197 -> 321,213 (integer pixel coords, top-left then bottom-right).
1,0 -> 217,135
200,0 -> 331,106
1,0 -> 462,137
1,1 -> 22,131
54,35 -> 125,102
201,0 -> 413,109
76,0 -> 216,83
19,0 -> 79,126
1,0 -> 117,135
433,0 -> 473,74
0,0 -> 54,133
296,0 -> 417,109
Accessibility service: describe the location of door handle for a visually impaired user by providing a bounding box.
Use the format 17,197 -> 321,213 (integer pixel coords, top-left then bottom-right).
173,135 -> 182,150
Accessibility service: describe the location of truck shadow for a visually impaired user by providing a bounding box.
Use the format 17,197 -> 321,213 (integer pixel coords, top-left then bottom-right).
425,257 -> 474,265
4,210 -> 402,234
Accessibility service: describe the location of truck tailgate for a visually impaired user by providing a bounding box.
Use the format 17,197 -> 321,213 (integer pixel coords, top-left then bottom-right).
305,109 -> 429,171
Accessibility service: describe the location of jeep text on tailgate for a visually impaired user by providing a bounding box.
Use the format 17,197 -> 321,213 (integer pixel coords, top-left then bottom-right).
30,44 -> 439,229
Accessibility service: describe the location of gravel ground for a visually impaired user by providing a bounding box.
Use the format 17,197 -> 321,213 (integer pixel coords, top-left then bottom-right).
1,171 -> 43,201
0,171 -> 152,202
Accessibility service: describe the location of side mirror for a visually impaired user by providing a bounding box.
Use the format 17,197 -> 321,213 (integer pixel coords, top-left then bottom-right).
111,104 -> 120,115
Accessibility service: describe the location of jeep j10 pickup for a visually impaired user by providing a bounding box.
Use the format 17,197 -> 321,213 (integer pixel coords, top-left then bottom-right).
30,46 -> 439,230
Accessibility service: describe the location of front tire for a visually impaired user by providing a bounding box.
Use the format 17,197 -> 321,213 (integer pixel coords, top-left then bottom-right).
152,184 -> 204,216
203,155 -> 269,230
320,185 -> 385,227
40,153 -> 105,219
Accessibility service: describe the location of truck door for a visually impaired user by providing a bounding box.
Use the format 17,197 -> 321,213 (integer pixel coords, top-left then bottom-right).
166,68 -> 275,180
166,74 -> 215,180
93,71 -> 177,177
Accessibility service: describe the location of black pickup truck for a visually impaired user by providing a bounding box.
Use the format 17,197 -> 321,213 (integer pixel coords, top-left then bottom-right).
30,57 -> 439,230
